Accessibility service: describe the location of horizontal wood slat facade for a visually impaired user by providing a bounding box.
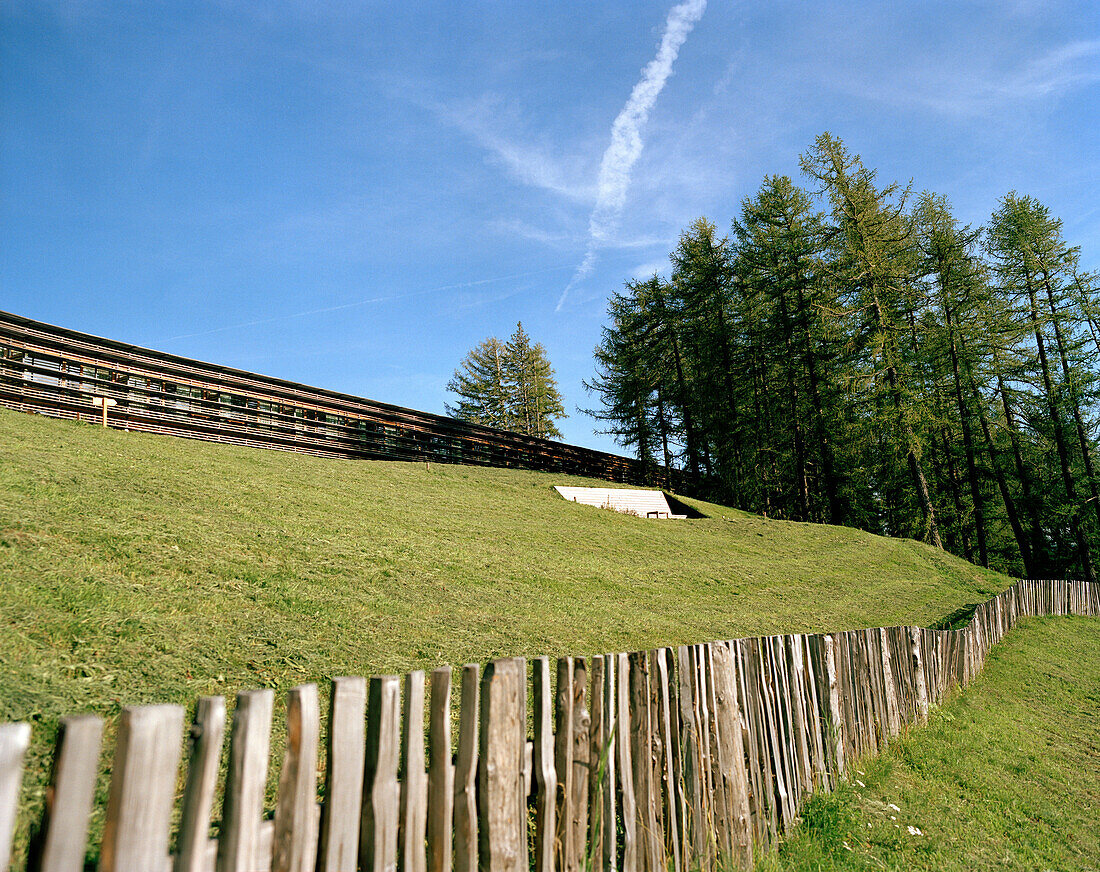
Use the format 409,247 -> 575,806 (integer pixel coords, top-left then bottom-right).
0,311 -> 685,490
3,579 -> 1097,871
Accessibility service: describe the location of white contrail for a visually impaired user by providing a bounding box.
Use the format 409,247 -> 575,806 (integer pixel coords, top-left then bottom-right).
557,0 -> 707,311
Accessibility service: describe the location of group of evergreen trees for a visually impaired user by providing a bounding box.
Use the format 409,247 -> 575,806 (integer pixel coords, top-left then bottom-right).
586,133 -> 1100,580
447,322 -> 566,439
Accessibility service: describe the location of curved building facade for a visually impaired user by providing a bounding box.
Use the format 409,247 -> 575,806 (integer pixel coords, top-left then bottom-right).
0,311 -> 684,490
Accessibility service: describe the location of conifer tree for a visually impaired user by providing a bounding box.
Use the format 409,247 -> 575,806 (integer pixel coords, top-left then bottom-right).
735,176 -> 846,523
505,322 -> 566,439
801,133 -> 944,548
987,194 -> 1099,581
446,337 -> 512,430
447,324 -> 566,439
584,134 -> 1100,575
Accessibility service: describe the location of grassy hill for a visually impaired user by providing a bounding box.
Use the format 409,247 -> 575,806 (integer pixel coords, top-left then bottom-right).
0,406 -> 1009,721
0,406 -> 1013,861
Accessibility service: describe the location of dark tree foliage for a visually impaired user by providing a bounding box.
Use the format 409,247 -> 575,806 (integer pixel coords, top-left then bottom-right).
448,323 -> 566,439
585,134 -> 1100,578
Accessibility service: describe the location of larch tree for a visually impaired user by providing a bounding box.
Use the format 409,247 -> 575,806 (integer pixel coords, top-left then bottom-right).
446,336 -> 513,430
447,323 -> 566,439
801,133 -> 945,549
583,133 -> 1100,577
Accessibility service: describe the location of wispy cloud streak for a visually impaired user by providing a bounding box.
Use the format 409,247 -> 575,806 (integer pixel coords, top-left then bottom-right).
161,262 -> 579,343
557,0 -> 706,310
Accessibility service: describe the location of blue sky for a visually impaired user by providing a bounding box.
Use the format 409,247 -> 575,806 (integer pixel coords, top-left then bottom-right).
3,1 -> 1099,454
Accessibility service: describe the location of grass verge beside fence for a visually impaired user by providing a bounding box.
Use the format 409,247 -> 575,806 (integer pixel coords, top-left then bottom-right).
760,616 -> 1100,871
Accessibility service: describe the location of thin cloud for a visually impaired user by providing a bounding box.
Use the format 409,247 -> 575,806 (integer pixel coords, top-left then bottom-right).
836,38 -> 1100,117
488,218 -> 579,248
432,95 -> 595,203
557,0 -> 707,311
160,262 -> 578,343
630,259 -> 671,279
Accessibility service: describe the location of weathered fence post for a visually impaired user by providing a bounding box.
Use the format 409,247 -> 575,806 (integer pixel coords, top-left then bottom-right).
99,705 -> 184,872
361,677 -> 401,872
616,653 -> 637,872
531,658 -> 556,872
218,689 -> 275,872
273,684 -> 320,872
428,667 -> 455,872
29,715 -> 104,872
1,723 -> 32,872
909,628 -> 929,723
318,677 -> 367,872
478,658 -> 526,872
454,665 -> 480,872
400,672 -> 428,872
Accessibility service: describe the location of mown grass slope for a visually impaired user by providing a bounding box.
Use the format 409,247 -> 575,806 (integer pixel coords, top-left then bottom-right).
0,406 -> 1011,861
1,406 -> 1008,723
760,616 -> 1100,871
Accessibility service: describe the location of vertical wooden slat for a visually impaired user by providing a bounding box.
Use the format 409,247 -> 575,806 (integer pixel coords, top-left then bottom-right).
615,654 -> 637,872
569,659 -> 589,872
174,699 -> 225,872
531,658 -> 556,872
587,656 -> 613,872
273,684 -> 320,872
773,637 -> 804,807
361,677 -> 401,872
799,636 -> 828,791
218,689 -> 275,872
628,652 -> 661,872
732,640 -> 766,851
318,677 -> 368,872
701,645 -> 729,858
784,636 -> 812,797
675,646 -> 703,870
99,704 -> 184,872
756,638 -> 791,832
652,651 -> 680,872
691,645 -> 717,852
514,658 -> 528,872
710,643 -> 752,870
478,658 -> 525,872
909,627 -> 929,722
553,657 -> 575,872
822,635 -> 844,777
600,655 -> 617,872
453,665 -> 479,872
427,668 -> 454,872
0,722 -> 31,872
662,650 -> 684,872
28,715 -> 103,872
856,631 -> 878,754
400,672 -> 428,872
878,628 -> 900,738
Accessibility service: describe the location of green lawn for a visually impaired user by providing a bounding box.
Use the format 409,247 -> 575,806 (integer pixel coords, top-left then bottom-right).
0,407 -> 1012,863
759,616 -> 1100,871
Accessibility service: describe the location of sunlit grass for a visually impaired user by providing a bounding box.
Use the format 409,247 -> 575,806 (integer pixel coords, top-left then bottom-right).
759,617 -> 1100,871
0,407 -> 1013,863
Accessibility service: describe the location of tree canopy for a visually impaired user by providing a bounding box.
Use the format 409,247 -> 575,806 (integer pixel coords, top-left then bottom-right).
586,133 -> 1100,581
447,323 -> 566,439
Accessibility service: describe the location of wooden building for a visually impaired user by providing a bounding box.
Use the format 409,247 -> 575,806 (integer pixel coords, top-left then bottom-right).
0,310 -> 683,488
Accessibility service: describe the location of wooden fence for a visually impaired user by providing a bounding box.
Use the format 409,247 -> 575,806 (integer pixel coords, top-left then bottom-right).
0,310 -> 685,492
1,578 -> 1096,872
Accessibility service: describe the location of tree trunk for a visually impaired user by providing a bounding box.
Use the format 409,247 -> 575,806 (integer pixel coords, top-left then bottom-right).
1027,279 -> 1096,582
968,368 -> 1035,575
943,297 -> 989,566
794,279 -> 843,525
1041,273 -> 1100,535
872,298 -> 944,548
777,292 -> 810,520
